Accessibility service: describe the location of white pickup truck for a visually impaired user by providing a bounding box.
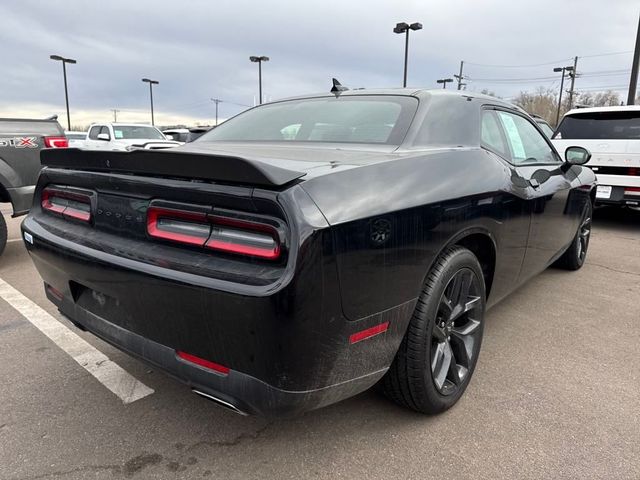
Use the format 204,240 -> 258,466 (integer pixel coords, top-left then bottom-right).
83,123 -> 181,151
552,106 -> 640,208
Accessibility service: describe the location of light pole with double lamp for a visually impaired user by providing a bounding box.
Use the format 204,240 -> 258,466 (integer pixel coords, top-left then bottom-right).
437,78 -> 454,89
141,78 -> 159,125
393,22 -> 423,88
553,65 -> 573,126
49,55 -> 76,130
249,56 -> 269,104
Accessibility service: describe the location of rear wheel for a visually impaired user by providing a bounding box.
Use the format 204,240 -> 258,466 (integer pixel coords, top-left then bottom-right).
382,246 -> 486,414
554,199 -> 592,271
0,212 -> 7,257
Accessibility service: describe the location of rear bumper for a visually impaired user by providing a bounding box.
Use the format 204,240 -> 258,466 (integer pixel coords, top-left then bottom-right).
594,174 -> 640,206
21,214 -> 412,416
54,296 -> 386,417
7,185 -> 35,216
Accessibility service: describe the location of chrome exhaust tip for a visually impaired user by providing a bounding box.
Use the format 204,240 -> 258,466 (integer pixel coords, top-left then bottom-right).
192,389 -> 249,416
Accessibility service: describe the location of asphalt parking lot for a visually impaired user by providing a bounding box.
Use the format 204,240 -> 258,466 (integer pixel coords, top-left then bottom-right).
0,203 -> 638,480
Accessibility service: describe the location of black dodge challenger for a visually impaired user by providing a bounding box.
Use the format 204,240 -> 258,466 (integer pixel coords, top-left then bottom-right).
22,89 -> 596,417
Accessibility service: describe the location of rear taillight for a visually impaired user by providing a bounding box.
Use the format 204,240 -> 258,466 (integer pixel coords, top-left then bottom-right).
205,215 -> 280,260
147,207 -> 210,246
44,136 -> 69,148
147,205 -> 281,260
629,167 -> 638,177
41,187 -> 92,222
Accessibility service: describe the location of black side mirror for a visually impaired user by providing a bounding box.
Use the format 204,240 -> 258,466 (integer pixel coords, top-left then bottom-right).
565,146 -> 591,165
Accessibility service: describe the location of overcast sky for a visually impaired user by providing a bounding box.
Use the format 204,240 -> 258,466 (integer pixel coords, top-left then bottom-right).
0,0 -> 638,128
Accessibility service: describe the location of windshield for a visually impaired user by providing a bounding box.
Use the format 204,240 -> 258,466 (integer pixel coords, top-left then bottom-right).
113,125 -> 165,140
198,95 -> 418,145
554,111 -> 640,140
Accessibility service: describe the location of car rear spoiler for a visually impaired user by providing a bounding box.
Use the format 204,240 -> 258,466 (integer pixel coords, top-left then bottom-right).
40,147 -> 306,187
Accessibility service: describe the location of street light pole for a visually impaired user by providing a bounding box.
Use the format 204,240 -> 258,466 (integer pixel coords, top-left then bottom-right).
436,78 -> 454,89
249,56 -> 269,104
141,78 -> 159,125
393,22 -> 423,88
628,13 -> 640,105
49,55 -> 77,130
553,66 -> 574,126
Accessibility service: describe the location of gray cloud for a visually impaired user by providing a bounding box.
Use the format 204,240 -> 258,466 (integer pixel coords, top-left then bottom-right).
1,0 -> 638,125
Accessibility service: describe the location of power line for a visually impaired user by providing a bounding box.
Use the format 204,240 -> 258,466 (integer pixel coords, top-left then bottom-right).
464,58 -> 573,68
577,50 -> 633,59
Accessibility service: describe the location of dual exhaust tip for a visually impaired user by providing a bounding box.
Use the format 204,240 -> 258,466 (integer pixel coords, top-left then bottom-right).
192,389 -> 249,416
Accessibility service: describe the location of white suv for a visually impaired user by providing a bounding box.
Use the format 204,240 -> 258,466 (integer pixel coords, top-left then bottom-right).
553,106 -> 640,208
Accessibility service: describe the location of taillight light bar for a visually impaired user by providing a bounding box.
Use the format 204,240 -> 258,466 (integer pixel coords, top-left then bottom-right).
147,207 -> 210,246
147,206 -> 281,260
44,136 -> 69,148
41,187 -> 92,222
205,215 -> 280,260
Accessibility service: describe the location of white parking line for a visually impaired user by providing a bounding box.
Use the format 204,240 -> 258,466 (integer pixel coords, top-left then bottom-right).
0,277 -> 154,404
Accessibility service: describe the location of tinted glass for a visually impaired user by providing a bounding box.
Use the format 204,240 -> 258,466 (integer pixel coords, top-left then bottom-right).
537,121 -> 554,138
481,111 -> 509,157
496,111 -> 558,164
112,125 -> 165,140
88,126 -> 101,140
0,120 -> 61,136
554,111 -> 640,139
413,95 -> 480,147
198,96 -> 418,145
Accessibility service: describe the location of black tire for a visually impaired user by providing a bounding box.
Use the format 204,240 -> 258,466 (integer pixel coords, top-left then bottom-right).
0,212 -> 7,257
382,246 -> 486,414
554,199 -> 592,271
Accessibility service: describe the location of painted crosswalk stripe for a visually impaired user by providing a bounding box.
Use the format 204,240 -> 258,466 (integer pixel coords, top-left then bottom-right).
0,277 -> 154,404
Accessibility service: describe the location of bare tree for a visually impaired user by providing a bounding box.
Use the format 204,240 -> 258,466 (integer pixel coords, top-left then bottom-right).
512,87 -> 558,124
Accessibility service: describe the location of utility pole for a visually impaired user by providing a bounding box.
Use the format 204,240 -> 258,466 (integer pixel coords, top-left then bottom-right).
628,13 -> 640,105
454,61 -> 465,90
567,56 -> 579,110
111,109 -> 120,122
211,98 -> 221,125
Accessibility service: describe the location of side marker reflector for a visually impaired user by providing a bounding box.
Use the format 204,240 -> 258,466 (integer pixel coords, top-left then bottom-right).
176,351 -> 230,375
349,321 -> 390,344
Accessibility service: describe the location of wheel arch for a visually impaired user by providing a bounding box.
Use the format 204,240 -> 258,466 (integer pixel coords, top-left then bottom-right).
432,227 -> 497,300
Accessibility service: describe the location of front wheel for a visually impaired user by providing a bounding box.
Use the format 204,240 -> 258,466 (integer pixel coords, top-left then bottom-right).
382,246 -> 486,414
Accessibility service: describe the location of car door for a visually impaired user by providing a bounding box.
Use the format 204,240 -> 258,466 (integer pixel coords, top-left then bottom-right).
85,125 -> 102,150
491,109 -> 582,278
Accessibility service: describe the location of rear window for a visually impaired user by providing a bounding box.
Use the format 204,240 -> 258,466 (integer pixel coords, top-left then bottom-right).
198,96 -> 418,145
554,111 -> 640,140
0,120 -> 62,136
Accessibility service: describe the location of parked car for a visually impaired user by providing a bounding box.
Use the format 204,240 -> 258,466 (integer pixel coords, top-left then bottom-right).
0,116 -> 66,255
553,106 -> 640,208
83,123 -> 181,151
530,114 -> 555,138
23,89 -> 595,416
162,128 -> 190,143
187,126 -> 213,142
65,131 -> 88,148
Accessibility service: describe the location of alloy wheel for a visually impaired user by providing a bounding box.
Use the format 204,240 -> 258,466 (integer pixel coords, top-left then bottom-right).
431,268 -> 483,396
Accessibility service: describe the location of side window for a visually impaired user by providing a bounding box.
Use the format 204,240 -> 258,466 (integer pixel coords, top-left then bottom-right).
88,126 -> 101,140
496,111 -> 558,164
481,110 -> 509,158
